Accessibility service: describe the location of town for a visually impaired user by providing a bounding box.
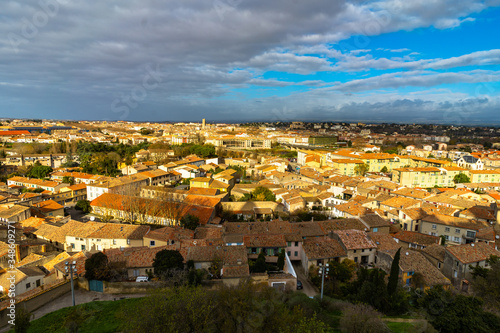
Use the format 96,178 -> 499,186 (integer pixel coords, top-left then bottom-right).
0,118 -> 499,332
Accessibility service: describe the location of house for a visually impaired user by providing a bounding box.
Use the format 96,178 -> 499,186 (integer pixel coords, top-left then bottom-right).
419,214 -> 491,245
7,176 -> 69,193
67,222 -> 150,251
0,204 -> 31,222
221,201 -> 284,221
443,242 -> 500,289
421,244 -> 447,271
0,266 -> 45,296
50,183 -> 87,205
359,214 -> 391,233
455,155 -> 484,170
392,230 -> 441,249
33,200 -> 64,217
300,237 -> 346,274
86,173 -> 149,201
105,246 -> 175,278
143,226 -> 194,248
331,229 -> 377,265
377,249 -> 450,289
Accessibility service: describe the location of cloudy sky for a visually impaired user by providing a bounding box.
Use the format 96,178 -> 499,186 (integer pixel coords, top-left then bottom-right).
1,0 -> 500,124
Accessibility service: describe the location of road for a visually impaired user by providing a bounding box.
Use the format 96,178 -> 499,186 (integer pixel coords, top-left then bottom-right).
293,262 -> 318,297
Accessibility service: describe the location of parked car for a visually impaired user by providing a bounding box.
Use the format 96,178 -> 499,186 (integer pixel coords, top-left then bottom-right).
296,280 -> 303,290
135,276 -> 149,282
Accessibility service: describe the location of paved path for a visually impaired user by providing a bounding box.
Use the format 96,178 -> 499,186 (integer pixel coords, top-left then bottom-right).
293,262 -> 318,297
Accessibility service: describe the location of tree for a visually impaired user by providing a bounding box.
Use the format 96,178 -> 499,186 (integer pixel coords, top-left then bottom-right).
75,199 -> 92,213
387,248 -> 401,296
339,304 -> 388,333
85,252 -> 111,281
251,251 -> 267,273
470,255 -> 500,311
62,176 -> 75,185
179,214 -> 200,230
354,163 -> 369,176
27,163 -> 53,179
277,249 -> 285,271
153,249 -> 184,278
251,186 -> 276,201
380,166 -> 388,173
208,256 -> 223,279
14,307 -> 31,333
453,173 -> 470,183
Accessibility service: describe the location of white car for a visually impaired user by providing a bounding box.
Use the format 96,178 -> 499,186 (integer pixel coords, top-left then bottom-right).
135,276 -> 149,282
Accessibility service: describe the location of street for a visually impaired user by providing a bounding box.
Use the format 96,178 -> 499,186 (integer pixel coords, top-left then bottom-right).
293,262 -> 318,297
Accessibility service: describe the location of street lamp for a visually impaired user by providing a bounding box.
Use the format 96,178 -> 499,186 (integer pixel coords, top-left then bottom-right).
318,263 -> 329,300
65,260 -> 77,306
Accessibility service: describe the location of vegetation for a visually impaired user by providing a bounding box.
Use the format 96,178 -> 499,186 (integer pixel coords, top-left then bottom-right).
62,176 -> 75,185
152,249 -> 185,278
453,173 -> 470,183
75,199 -> 92,213
179,214 -> 200,230
126,282 -> 330,333
387,248 -> 401,296
354,163 -> 369,176
26,162 -> 52,179
470,255 -> 500,312
240,186 -> 276,201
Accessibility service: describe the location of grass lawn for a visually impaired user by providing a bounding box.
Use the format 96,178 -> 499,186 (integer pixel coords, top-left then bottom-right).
9,298 -> 142,333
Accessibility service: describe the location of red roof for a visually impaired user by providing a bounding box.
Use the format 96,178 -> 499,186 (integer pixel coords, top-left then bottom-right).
0,130 -> 31,136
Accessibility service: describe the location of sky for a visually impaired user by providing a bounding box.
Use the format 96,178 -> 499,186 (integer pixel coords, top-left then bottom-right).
1,0 -> 500,124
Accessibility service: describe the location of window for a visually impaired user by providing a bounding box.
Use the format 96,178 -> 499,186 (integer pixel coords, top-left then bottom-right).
354,257 -> 358,263
113,239 -> 117,245
466,231 -> 476,239
26,283 -> 31,289
287,242 -> 291,247
454,237 -> 460,243
295,242 -> 299,247
432,224 -> 437,230
445,235 -> 449,240
294,251 -> 298,257
438,262 -> 441,269
149,240 -> 155,246
455,228 -> 460,234
445,227 -> 450,232
71,243 -> 75,249
353,250 -> 357,253
373,228 -> 378,232
287,251 -> 291,256
127,239 -> 131,245
362,249 -> 365,253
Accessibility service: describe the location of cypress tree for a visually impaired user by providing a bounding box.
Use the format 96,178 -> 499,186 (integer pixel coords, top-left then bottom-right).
387,247 -> 401,295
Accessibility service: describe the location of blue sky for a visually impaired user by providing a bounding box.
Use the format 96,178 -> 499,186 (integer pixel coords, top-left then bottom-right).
1,0 -> 500,124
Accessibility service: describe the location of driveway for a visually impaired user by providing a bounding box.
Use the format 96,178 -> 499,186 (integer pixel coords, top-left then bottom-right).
293,262 -> 318,297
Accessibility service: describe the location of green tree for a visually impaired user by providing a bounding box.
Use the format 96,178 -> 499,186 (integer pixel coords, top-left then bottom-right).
208,256 -> 223,279
27,163 -> 53,179
453,173 -> 471,183
84,252 -> 111,281
75,199 -> 92,213
354,163 -> 369,176
470,255 -> 500,311
14,307 -> 31,333
252,186 -> 276,201
179,214 -> 200,230
251,251 -> 267,273
380,166 -> 388,173
153,249 -> 184,278
387,248 -> 401,296
62,176 -> 75,185
277,249 -> 285,271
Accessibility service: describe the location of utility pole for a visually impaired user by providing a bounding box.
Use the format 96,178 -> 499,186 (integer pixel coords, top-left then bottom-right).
318,263 -> 329,300
65,261 -> 77,306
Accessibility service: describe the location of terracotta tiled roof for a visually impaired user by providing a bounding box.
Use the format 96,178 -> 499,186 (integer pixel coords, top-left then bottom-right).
446,242 -> 500,264
34,200 -> 63,212
318,219 -> 367,233
302,238 -> 346,260
421,244 -> 446,262
367,233 -> 400,251
87,223 -> 150,240
421,214 -> 490,230
243,234 -> 286,248
144,226 -> 194,242
393,230 -> 440,246
359,214 -> 391,228
334,229 -> 376,250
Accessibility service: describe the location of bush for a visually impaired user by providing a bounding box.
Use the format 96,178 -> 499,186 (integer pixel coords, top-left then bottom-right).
339,303 -> 388,333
